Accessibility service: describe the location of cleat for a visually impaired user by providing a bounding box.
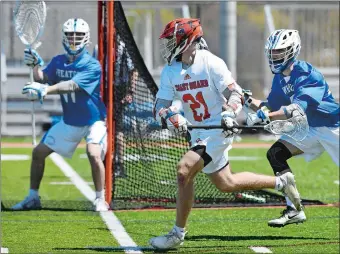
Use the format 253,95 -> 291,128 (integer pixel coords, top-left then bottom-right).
280,172 -> 303,211
268,206 -> 306,227
93,198 -> 109,212
149,228 -> 186,250
11,195 -> 41,211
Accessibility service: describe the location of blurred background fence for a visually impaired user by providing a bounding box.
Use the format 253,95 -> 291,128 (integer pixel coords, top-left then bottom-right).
1,1 -> 338,137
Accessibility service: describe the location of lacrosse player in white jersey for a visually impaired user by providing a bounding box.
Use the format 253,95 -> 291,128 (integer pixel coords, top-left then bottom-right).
149,18 -> 303,250
244,29 -> 339,227
12,18 -> 109,212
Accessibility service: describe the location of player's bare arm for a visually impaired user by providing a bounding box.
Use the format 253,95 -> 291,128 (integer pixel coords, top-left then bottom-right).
32,65 -> 49,83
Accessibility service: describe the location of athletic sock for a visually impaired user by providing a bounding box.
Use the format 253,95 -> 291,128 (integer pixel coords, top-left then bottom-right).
96,190 -> 105,199
275,177 -> 283,191
29,189 -> 39,197
173,225 -> 186,238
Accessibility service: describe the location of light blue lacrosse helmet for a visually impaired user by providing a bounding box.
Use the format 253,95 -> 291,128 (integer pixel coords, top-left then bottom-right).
265,29 -> 301,74
62,18 -> 90,55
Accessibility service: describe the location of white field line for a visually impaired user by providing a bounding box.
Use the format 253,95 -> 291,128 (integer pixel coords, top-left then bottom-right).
49,181 -> 94,185
1,247 -> 9,253
334,180 -> 339,185
49,153 -> 143,254
249,246 -> 272,253
1,154 -> 30,161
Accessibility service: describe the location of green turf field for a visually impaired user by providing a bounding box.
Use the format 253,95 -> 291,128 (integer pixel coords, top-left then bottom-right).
1,137 -> 339,253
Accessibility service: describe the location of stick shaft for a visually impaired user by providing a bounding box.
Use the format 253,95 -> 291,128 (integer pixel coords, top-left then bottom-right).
30,68 -> 37,146
187,125 -> 264,130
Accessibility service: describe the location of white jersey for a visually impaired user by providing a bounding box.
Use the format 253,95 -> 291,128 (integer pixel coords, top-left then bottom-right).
156,50 -> 235,126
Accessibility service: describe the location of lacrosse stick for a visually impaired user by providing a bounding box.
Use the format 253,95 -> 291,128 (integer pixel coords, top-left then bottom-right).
13,0 -> 47,146
188,115 -> 309,142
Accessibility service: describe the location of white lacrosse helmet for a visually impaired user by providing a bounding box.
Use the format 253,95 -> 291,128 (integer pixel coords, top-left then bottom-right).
62,18 -> 90,55
264,29 -> 301,74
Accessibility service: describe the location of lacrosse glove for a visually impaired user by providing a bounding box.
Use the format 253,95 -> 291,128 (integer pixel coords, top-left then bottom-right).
221,110 -> 240,138
158,106 -> 188,135
24,48 -> 44,67
22,82 -> 48,104
246,106 -> 271,126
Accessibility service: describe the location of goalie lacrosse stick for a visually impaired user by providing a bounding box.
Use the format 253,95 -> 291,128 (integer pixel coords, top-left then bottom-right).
13,1 -> 47,146
188,115 -> 309,142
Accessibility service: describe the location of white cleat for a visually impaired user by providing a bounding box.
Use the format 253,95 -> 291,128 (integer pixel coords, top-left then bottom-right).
149,228 -> 185,250
11,195 -> 41,211
93,198 -> 109,212
280,172 -> 303,211
268,206 -> 306,227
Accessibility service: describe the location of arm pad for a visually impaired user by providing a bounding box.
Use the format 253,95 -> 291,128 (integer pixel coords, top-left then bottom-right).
55,80 -> 81,94
283,103 -> 305,118
222,82 -> 243,117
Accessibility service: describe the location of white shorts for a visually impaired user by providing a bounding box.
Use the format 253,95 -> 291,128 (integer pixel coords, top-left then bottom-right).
280,126 -> 339,166
190,129 -> 233,174
42,119 -> 107,159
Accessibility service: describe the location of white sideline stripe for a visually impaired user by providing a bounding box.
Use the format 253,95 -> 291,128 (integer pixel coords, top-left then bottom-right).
334,180 -> 339,185
49,153 -> 143,254
1,154 -> 30,161
50,181 -> 94,185
1,247 -> 9,253
250,247 -> 272,253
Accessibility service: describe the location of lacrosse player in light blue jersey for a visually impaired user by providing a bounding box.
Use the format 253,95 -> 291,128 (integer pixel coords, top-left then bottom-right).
245,29 -> 339,227
12,18 -> 109,212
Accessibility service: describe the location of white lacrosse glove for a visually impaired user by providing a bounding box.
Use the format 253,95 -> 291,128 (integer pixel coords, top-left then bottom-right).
158,106 -> 188,135
22,82 -> 48,104
221,110 -> 240,138
246,106 -> 271,126
24,48 -> 44,67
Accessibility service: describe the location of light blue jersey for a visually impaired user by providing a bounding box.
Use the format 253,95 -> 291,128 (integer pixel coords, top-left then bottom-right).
43,50 -> 107,126
267,60 -> 339,127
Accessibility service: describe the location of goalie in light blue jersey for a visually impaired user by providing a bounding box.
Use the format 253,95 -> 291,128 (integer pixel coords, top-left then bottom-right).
12,18 -> 109,212
245,29 -> 339,228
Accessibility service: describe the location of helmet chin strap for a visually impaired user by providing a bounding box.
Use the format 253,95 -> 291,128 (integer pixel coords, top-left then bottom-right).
65,47 -> 86,62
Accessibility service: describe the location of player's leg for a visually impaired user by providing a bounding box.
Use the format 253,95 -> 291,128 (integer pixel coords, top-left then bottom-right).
267,140 -> 309,227
11,143 -> 53,210
85,120 -> 108,211
149,146 -> 206,249
12,119 -> 87,211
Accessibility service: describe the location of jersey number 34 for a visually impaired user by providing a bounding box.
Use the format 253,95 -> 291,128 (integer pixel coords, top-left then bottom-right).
182,91 -> 211,122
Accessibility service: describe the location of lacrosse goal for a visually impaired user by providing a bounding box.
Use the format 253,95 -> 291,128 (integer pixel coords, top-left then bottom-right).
98,1 -> 321,209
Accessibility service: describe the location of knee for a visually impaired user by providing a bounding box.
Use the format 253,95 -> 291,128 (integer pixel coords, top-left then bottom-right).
87,150 -> 102,164
267,142 -> 293,175
176,161 -> 190,187
32,146 -> 48,161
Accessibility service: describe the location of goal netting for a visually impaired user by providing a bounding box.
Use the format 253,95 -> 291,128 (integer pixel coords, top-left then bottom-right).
99,1 -> 322,210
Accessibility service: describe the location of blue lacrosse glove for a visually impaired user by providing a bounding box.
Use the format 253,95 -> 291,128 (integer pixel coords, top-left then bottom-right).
24,48 -> 44,67
246,106 -> 271,126
22,82 -> 48,104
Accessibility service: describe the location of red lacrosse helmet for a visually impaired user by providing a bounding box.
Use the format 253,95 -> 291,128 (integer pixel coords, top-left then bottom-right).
159,18 -> 203,64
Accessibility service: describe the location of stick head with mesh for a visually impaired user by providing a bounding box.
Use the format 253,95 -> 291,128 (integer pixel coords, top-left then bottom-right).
265,115 -> 309,141
13,1 -> 46,49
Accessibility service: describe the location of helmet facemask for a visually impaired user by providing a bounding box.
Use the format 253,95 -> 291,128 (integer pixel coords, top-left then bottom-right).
63,31 -> 89,55
62,18 -> 90,56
